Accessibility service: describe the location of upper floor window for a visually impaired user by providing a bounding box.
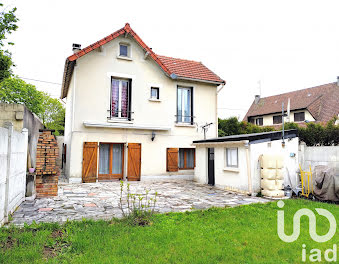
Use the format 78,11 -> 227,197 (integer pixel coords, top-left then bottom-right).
294,112 -> 305,122
119,44 -> 129,57
177,86 -> 193,124
273,115 -> 282,124
111,78 -> 131,120
255,117 -> 263,126
249,117 -> 263,126
150,87 -> 159,100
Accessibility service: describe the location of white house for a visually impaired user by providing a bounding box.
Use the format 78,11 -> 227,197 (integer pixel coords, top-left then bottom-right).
193,130 -> 299,195
61,23 -> 225,183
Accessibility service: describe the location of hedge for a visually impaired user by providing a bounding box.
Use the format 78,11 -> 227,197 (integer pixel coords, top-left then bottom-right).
218,117 -> 339,146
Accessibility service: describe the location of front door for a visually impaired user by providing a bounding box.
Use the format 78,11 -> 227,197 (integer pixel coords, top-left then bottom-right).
127,143 -> 141,181
208,148 -> 215,185
98,143 -> 124,181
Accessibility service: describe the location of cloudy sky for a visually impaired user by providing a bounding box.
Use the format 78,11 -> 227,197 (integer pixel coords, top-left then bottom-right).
4,0 -> 339,119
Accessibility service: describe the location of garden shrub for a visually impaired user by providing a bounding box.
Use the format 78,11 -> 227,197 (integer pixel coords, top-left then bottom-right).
118,181 -> 158,226
218,117 -> 339,146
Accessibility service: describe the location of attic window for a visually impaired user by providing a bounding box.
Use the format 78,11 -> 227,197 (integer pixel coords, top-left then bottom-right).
119,44 -> 129,57
294,112 -> 305,122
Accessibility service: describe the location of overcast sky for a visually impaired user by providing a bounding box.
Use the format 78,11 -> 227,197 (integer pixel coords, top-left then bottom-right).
4,0 -> 339,119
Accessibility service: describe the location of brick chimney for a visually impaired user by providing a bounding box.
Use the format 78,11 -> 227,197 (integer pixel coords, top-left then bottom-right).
72,43 -> 81,53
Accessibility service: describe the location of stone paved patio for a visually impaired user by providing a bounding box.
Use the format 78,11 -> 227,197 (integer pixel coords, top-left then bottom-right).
9,180 -> 270,226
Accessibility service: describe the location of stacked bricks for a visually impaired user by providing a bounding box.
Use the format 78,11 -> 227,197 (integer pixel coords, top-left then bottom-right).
36,130 -> 59,197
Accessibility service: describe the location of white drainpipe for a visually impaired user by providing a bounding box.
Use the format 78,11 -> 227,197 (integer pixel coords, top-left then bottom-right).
244,141 -> 253,195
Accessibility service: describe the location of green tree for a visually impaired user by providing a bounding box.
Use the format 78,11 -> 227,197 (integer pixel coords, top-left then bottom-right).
39,92 -> 65,135
0,77 -> 43,114
0,3 -> 18,82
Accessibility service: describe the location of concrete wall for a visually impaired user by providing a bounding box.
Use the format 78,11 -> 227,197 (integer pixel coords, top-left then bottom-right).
0,103 -> 44,168
64,34 -> 219,182
299,144 -> 339,175
23,107 -> 44,168
194,137 -> 299,194
0,103 -> 24,132
56,136 -> 64,174
0,124 -> 28,226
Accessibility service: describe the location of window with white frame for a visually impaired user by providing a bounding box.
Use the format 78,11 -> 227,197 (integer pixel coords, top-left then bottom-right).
177,86 -> 193,123
150,87 -> 159,99
111,78 -> 131,119
119,43 -> 130,57
226,148 -> 238,167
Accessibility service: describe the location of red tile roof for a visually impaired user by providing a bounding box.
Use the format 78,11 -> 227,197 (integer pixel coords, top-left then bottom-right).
243,82 -> 339,124
156,55 -> 224,84
61,23 -> 224,98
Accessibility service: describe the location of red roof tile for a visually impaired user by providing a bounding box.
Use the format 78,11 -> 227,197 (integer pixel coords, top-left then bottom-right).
243,82 -> 339,123
61,23 -> 224,98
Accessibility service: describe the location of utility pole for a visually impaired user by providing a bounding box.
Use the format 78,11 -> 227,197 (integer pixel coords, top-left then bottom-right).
282,102 -> 285,145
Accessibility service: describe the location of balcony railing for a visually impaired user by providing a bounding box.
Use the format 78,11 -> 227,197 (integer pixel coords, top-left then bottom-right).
107,110 -> 134,121
175,115 -> 195,125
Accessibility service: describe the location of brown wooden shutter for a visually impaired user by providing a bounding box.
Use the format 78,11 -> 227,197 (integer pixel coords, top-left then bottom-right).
127,143 -> 141,181
167,148 -> 179,172
82,142 -> 98,183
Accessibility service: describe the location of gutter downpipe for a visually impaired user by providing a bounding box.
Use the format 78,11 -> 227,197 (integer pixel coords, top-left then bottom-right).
244,140 -> 253,195
216,83 -> 225,136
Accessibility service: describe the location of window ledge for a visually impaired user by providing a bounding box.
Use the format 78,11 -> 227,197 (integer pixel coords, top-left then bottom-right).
148,98 -> 161,102
107,119 -> 133,124
116,55 -> 132,61
175,123 -> 196,128
223,167 -> 240,173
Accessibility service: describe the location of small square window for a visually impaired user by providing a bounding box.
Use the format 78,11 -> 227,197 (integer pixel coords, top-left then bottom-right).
226,148 -> 238,167
151,87 -> 159,99
273,115 -> 282,124
119,44 -> 128,57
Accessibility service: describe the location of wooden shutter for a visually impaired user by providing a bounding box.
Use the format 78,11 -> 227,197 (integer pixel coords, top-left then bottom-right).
167,148 -> 179,172
82,142 -> 98,183
127,143 -> 141,181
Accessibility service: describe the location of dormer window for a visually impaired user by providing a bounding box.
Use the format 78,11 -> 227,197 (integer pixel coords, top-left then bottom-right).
119,44 -> 129,57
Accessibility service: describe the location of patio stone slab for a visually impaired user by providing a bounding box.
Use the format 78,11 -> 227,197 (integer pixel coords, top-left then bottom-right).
7,180 -> 271,226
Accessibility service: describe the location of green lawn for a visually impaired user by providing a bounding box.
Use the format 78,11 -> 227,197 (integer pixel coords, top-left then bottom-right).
1,199 -> 338,264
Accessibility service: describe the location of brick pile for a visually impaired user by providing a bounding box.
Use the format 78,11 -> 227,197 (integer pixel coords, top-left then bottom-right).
36,130 -> 59,197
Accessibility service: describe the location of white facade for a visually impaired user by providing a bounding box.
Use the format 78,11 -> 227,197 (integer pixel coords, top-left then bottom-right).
194,136 -> 299,194
250,109 -> 315,127
64,35 -> 220,183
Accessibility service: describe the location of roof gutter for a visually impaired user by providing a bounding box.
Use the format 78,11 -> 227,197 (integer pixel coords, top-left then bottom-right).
171,75 -> 225,85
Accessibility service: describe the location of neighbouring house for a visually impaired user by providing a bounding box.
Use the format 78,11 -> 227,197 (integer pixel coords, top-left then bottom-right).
61,23 -> 225,183
193,130 -> 299,195
243,78 -> 339,127
0,103 -> 44,169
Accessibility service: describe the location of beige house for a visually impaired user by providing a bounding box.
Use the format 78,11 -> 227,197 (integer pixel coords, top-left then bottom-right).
243,79 -> 339,127
61,23 -> 225,183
